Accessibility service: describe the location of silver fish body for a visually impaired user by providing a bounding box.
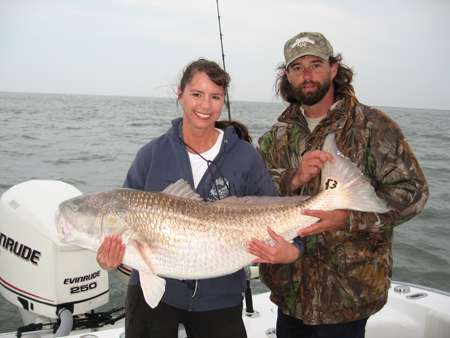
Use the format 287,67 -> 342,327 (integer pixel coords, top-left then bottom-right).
55,132 -> 389,307
57,187 -> 309,278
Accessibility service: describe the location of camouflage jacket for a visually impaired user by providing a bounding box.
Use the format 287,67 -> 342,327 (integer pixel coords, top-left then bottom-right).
256,99 -> 429,325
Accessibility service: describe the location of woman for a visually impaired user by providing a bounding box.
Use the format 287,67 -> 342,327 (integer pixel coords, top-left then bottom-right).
96,58 -> 278,337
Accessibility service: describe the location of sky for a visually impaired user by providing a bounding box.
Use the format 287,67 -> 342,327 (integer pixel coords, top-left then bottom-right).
1,0 -> 449,110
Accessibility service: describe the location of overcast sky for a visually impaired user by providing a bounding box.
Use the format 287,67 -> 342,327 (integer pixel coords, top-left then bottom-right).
1,0 -> 449,110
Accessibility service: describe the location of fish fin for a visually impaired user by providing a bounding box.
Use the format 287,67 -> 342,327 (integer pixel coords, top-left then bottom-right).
131,240 -> 167,308
139,270 -> 166,308
215,195 -> 309,206
163,179 -> 204,201
130,240 -> 157,274
321,132 -> 389,213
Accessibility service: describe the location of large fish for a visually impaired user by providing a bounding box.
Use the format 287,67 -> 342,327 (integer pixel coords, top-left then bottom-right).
55,132 -> 389,308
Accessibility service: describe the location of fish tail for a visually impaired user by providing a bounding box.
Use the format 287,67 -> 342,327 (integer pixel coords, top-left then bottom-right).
320,133 -> 389,213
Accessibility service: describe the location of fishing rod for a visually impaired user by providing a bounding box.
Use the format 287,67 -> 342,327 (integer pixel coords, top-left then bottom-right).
216,0 -> 231,120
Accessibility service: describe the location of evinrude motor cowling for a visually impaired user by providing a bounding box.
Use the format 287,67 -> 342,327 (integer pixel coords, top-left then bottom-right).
0,180 -> 109,327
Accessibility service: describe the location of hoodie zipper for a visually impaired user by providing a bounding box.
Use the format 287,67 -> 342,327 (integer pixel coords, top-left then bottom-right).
192,280 -> 198,299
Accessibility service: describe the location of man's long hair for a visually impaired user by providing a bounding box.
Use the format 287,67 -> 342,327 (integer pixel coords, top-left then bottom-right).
274,54 -> 358,108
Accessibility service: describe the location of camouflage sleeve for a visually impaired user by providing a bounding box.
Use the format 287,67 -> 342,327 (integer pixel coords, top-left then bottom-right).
346,118 -> 429,233
257,160 -> 298,196
257,128 -> 299,196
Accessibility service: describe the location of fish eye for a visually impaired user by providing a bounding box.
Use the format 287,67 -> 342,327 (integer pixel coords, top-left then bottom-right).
69,204 -> 79,212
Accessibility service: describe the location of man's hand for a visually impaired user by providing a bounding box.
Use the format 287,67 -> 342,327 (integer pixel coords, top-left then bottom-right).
246,227 -> 300,264
96,233 -> 126,270
298,209 -> 349,237
291,150 -> 335,191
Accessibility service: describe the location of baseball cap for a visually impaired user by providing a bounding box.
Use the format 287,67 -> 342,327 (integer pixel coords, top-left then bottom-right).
284,32 -> 334,68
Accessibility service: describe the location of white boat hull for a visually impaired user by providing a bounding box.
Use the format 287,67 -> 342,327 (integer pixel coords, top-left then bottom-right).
1,281 -> 449,338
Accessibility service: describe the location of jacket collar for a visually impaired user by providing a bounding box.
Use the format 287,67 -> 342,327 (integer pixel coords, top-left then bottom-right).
278,99 -> 350,135
169,117 -> 239,157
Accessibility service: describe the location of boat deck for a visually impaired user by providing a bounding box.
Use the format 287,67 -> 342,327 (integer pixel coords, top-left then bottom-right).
1,282 -> 449,338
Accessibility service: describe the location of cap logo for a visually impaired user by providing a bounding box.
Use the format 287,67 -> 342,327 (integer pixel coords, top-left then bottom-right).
291,37 -> 315,49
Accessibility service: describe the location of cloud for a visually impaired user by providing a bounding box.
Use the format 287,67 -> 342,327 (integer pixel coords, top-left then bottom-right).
0,0 -> 449,110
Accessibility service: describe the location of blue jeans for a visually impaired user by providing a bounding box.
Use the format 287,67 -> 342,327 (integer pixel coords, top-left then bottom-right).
276,307 -> 368,338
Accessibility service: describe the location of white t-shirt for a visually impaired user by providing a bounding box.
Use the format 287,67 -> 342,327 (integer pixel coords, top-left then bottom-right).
188,129 -> 224,188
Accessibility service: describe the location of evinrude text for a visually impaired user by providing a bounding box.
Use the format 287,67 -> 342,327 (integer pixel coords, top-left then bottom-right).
0,231 -> 41,265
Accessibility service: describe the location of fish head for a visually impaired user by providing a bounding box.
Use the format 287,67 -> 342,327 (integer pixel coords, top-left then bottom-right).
55,190 -> 133,251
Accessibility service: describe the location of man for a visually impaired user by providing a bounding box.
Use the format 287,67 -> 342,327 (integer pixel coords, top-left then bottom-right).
250,32 -> 429,337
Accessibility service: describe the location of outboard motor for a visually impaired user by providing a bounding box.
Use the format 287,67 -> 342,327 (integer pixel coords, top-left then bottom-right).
0,180 -> 109,333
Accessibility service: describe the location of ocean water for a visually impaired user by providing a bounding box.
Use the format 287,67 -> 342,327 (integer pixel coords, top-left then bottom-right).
0,92 -> 449,333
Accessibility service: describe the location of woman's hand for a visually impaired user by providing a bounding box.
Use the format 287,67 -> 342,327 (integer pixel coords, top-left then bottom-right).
96,233 -> 126,270
246,227 -> 300,264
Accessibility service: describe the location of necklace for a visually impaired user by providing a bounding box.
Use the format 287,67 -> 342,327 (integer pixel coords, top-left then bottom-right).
178,132 -> 231,199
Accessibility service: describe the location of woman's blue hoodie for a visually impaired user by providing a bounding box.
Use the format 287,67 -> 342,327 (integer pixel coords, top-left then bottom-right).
123,117 -> 278,311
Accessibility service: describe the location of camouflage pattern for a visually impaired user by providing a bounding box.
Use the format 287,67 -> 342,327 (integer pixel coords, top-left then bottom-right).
284,32 -> 334,67
256,99 -> 429,325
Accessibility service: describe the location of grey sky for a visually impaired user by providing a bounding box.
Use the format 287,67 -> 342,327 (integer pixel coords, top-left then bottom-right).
1,0 -> 449,110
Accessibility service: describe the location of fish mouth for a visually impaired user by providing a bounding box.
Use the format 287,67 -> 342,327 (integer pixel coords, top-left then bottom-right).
55,211 -> 74,242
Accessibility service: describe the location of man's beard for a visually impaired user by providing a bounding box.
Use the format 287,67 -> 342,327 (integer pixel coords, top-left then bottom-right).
292,76 -> 332,106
